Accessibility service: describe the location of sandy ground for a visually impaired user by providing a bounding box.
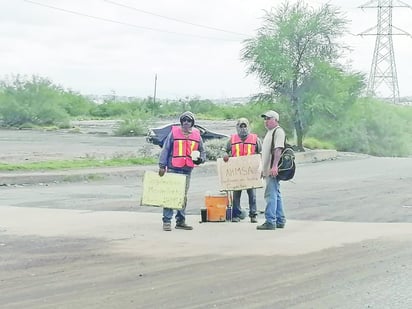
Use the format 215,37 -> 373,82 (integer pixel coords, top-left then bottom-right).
1,122 -> 412,308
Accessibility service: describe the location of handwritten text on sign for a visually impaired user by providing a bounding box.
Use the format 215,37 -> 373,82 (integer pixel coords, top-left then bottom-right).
217,154 -> 263,191
141,171 -> 187,209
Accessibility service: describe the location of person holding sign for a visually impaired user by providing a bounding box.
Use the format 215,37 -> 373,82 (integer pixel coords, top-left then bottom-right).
223,118 -> 262,223
257,110 -> 286,230
158,111 -> 206,231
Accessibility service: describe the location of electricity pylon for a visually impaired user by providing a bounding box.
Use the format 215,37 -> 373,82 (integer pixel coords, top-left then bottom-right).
359,0 -> 411,104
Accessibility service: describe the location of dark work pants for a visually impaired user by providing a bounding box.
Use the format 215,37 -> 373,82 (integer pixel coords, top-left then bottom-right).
232,188 -> 257,218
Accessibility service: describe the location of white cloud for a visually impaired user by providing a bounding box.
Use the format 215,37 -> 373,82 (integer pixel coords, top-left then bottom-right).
0,0 -> 411,99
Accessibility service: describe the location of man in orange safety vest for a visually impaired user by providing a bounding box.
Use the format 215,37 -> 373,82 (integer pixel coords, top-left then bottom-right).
158,111 -> 206,231
223,118 -> 262,223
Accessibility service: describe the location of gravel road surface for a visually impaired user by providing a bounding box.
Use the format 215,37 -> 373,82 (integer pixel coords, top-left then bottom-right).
1,122 -> 412,309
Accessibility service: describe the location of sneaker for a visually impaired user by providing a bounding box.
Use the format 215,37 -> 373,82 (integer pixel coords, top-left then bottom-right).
175,222 -> 193,230
276,223 -> 285,229
256,222 -> 276,230
163,222 -> 172,231
250,216 -> 258,223
239,210 -> 247,220
232,217 -> 241,223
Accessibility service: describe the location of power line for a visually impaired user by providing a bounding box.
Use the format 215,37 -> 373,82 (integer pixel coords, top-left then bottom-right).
23,0 -> 244,42
103,0 -> 249,37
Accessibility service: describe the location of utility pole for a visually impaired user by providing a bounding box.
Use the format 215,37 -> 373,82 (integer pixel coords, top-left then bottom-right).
153,74 -> 157,107
359,0 -> 411,104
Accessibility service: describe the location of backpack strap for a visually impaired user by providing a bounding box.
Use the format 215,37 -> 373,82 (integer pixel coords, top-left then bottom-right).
270,127 -> 286,167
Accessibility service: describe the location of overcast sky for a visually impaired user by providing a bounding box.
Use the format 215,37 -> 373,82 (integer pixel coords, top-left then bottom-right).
1,0 -> 411,99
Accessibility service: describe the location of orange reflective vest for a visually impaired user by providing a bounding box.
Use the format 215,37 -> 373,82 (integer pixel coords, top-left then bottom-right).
171,126 -> 201,168
231,134 -> 257,157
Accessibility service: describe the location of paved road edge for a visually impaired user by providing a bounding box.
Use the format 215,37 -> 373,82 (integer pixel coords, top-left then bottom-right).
0,150 -> 338,185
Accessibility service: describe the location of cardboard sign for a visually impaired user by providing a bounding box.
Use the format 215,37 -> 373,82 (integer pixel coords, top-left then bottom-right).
217,154 -> 263,191
141,171 -> 187,209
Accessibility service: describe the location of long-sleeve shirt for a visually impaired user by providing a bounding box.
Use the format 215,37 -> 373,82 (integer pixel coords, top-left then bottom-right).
159,127 -> 206,174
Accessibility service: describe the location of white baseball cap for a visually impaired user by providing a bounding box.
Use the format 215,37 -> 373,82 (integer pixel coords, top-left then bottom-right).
261,110 -> 279,121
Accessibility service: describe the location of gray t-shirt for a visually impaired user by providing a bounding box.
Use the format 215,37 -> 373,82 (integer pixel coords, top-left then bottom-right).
261,126 -> 285,177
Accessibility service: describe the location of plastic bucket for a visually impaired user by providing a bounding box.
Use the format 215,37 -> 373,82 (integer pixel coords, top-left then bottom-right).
205,193 -> 228,222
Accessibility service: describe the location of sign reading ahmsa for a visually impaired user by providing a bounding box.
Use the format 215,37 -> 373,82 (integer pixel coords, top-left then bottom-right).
217,154 -> 263,191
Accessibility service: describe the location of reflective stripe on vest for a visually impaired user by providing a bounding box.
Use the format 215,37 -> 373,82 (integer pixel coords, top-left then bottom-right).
171,126 -> 201,168
231,134 -> 257,157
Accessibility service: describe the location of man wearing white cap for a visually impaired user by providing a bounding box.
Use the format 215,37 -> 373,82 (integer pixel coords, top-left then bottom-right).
257,110 -> 286,230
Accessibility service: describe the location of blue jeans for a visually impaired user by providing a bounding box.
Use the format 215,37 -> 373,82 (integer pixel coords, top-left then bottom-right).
162,170 -> 191,224
263,176 -> 285,225
232,189 -> 257,218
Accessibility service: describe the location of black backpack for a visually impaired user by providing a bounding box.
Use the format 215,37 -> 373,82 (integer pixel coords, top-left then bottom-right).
270,127 -> 296,181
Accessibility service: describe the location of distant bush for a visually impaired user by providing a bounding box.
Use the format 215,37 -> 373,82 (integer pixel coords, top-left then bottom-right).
204,139 -> 228,161
1,74 -> 410,158
114,116 -> 148,137
90,101 -> 131,118
0,75 -> 89,128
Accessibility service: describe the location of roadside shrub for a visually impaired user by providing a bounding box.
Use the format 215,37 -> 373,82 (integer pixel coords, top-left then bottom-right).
114,115 -> 148,136
347,99 -> 410,157
204,139 -> 228,161
33,104 -> 70,127
303,137 -> 335,150
18,122 -> 36,129
309,98 -> 411,157
60,92 -> 94,117
0,98 -> 32,126
90,101 -> 129,118
0,75 -> 72,128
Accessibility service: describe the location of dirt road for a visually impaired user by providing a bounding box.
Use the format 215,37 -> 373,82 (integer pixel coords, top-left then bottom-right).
1,124 -> 412,308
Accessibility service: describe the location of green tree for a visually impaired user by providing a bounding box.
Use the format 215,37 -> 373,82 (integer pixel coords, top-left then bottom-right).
242,0 -> 348,150
0,75 -> 70,127
301,62 -> 365,134
60,91 -> 94,117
